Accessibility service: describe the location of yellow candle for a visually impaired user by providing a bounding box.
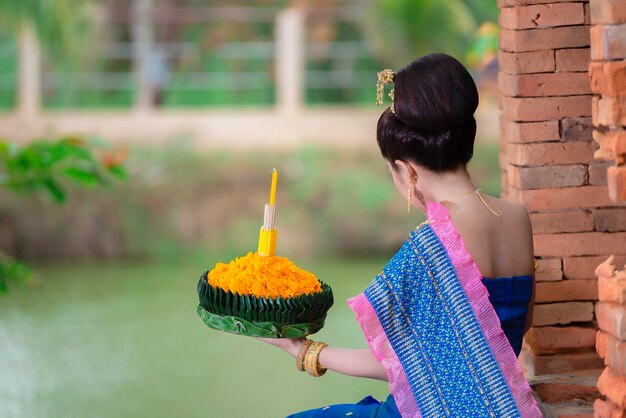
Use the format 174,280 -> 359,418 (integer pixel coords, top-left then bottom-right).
269,168 -> 278,206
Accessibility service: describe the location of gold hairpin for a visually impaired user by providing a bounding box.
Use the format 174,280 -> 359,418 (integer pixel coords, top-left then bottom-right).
376,68 -> 395,114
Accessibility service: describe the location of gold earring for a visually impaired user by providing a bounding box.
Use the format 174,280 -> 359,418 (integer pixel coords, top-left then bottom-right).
407,175 -> 417,213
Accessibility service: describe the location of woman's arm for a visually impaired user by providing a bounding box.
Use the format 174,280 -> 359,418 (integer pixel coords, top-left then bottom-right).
257,337 -> 389,382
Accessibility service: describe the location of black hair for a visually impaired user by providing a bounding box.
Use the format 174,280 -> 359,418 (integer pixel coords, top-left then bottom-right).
377,53 -> 479,173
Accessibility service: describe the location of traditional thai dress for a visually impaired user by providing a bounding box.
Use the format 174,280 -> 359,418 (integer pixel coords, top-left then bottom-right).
287,201 -> 542,417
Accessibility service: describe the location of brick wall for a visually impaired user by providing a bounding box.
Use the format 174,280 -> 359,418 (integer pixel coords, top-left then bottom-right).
589,2 -> 626,415
589,0 -> 626,201
497,0 -> 626,376
594,256 -> 626,416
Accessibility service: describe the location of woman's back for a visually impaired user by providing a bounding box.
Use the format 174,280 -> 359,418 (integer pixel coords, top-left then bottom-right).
447,194 -> 535,280
448,193 -> 536,341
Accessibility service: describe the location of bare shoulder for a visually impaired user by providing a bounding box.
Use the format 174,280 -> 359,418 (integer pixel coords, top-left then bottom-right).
497,198 -> 531,226
486,196 -> 534,273
483,196 -> 532,236
451,193 -> 534,277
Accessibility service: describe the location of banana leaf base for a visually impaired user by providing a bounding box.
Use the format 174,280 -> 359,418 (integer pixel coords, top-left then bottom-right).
196,271 -> 334,338
196,305 -> 327,338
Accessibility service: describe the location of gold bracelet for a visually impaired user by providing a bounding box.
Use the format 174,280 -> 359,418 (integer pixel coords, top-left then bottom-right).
304,341 -> 328,377
295,339 -> 313,372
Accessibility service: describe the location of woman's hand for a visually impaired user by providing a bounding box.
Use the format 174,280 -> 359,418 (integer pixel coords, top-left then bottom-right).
256,336 -> 306,357
256,337 -> 389,381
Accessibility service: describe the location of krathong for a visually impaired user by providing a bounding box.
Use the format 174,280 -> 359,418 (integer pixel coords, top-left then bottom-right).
196,169 -> 334,338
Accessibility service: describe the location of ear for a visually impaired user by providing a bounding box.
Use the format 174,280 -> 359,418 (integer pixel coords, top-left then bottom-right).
394,159 -> 417,181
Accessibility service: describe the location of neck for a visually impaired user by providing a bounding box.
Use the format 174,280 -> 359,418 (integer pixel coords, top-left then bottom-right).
419,166 -> 476,204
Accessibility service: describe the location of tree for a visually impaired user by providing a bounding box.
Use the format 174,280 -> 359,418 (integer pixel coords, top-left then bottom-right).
365,0 -> 477,68
0,0 -> 91,61
365,0 -> 499,69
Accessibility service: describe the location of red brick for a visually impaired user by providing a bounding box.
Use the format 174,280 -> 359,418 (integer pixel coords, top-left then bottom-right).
500,0 -> 587,6
591,24 -> 626,60
499,116 -> 509,146
510,185 -> 613,211
584,2 -> 591,25
601,331 -> 626,374
503,95 -> 591,121
604,60 -> 626,96
501,118 -> 560,143
590,61 -> 604,94
536,257 -> 564,281
500,72 -> 591,97
509,141 -> 598,166
593,130 -> 626,164
536,279 -> 598,303
595,208 -> 626,232
593,97 -> 626,128
498,50 -> 555,74
562,117 -> 593,141
509,164 -> 587,189
597,330 -> 609,359
526,325 -> 597,355
589,161 -> 613,186
608,166 -> 626,202
596,302 -> 626,340
616,139 -> 626,165
590,61 -> 626,97
500,148 -> 510,171
529,372 -> 601,404
556,48 -> 590,72
534,232 -> 626,257
500,26 -> 590,52
597,367 -> 626,409
594,398 -> 625,418
530,209 -> 594,233
520,349 -> 603,376
533,301 -> 594,326
590,0 -> 626,24
564,256 -> 626,280
499,3 -> 585,29
599,276 -> 626,305
596,255 -> 617,279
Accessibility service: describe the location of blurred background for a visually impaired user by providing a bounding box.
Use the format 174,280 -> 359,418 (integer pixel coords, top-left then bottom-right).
0,0 -> 501,417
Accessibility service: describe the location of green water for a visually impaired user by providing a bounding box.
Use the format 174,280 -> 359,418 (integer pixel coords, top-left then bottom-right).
0,254 -> 390,418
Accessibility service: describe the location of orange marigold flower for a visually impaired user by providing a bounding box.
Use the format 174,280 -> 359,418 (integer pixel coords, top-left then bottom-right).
207,252 -> 322,299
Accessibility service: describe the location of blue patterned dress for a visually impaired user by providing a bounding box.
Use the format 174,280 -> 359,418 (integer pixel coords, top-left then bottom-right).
286,275 -> 534,418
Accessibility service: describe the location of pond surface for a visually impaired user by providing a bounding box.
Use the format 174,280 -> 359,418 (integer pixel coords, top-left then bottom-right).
0,254 -> 390,418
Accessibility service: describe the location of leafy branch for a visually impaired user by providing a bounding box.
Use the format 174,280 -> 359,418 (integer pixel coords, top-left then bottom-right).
0,136 -> 127,293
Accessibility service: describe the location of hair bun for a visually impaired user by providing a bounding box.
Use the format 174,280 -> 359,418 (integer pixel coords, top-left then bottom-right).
393,53 -> 479,133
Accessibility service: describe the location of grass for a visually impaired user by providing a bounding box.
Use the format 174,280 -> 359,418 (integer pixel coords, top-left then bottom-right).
0,251 -> 393,418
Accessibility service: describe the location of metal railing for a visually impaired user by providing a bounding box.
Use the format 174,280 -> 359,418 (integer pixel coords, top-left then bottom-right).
1,2 -> 380,111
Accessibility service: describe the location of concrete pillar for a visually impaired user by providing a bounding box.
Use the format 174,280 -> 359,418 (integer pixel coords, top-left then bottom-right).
275,8 -> 305,114
132,0 -> 155,111
17,26 -> 40,117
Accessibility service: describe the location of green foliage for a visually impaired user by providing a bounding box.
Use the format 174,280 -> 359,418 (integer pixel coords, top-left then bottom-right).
0,136 -> 127,292
0,33 -> 17,110
466,22 -> 499,68
0,0 -> 91,63
0,137 -> 127,203
0,251 -> 31,293
462,0 -> 499,23
366,0 -> 478,68
1,142 -> 501,265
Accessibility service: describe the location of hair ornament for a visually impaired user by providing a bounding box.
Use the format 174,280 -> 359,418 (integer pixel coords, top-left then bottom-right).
376,68 -> 395,114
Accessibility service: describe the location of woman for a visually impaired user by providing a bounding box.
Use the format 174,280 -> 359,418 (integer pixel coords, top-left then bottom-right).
260,53 -> 542,417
